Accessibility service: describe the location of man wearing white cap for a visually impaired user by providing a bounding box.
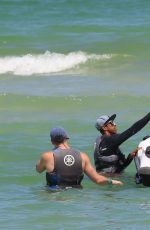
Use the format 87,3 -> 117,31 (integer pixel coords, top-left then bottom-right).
94,113 -> 150,174
36,126 -> 123,189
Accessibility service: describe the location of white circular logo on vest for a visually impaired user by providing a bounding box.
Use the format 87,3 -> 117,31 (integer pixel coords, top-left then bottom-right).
64,155 -> 75,166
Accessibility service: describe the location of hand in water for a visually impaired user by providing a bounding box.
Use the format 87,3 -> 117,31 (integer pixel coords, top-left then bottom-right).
112,180 -> 123,185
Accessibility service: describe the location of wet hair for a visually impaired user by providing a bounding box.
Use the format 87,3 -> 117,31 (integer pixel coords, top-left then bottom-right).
51,136 -> 65,145
100,128 -> 104,134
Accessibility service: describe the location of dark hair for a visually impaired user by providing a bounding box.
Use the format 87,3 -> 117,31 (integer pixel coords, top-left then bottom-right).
100,128 -> 104,134
51,136 -> 65,144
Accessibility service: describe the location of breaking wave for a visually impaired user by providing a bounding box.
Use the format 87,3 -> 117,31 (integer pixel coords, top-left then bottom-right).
0,51 -> 112,76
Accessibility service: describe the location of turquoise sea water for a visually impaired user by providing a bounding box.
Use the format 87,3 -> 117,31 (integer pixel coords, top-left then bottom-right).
0,0 -> 150,229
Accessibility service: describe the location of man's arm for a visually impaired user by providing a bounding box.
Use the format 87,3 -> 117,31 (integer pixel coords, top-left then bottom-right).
81,152 -> 123,185
109,112 -> 150,147
36,154 -> 46,173
116,148 -> 139,173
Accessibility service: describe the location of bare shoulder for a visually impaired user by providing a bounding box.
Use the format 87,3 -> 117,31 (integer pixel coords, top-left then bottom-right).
41,151 -> 53,161
80,151 -> 90,162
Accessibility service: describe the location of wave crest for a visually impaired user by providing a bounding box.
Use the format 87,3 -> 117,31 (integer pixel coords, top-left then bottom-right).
0,51 -> 112,76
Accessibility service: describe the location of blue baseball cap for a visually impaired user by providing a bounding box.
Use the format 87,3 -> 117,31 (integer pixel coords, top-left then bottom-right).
50,127 -> 69,142
95,114 -> 116,131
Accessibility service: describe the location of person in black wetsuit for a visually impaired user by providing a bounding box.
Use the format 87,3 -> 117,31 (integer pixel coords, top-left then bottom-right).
36,127 -> 123,189
94,113 -> 150,174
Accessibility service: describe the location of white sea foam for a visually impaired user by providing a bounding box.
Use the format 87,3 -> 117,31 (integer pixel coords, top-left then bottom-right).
0,51 -> 112,76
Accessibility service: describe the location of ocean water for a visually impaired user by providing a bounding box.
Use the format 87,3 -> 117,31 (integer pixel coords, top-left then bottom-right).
0,0 -> 150,229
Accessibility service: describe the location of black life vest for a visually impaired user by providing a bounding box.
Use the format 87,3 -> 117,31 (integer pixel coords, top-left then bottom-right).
94,136 -> 119,173
46,148 -> 84,187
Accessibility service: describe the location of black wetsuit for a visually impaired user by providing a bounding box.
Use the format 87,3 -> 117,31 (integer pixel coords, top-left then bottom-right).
94,113 -> 150,173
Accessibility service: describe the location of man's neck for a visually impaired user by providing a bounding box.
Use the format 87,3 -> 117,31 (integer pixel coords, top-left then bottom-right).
56,141 -> 70,149
104,131 -> 112,136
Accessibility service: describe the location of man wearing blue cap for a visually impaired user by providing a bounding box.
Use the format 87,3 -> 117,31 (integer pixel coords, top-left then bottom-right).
94,113 -> 150,174
36,127 -> 123,188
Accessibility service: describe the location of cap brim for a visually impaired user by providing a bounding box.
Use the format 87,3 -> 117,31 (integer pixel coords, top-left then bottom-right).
104,114 -> 116,125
